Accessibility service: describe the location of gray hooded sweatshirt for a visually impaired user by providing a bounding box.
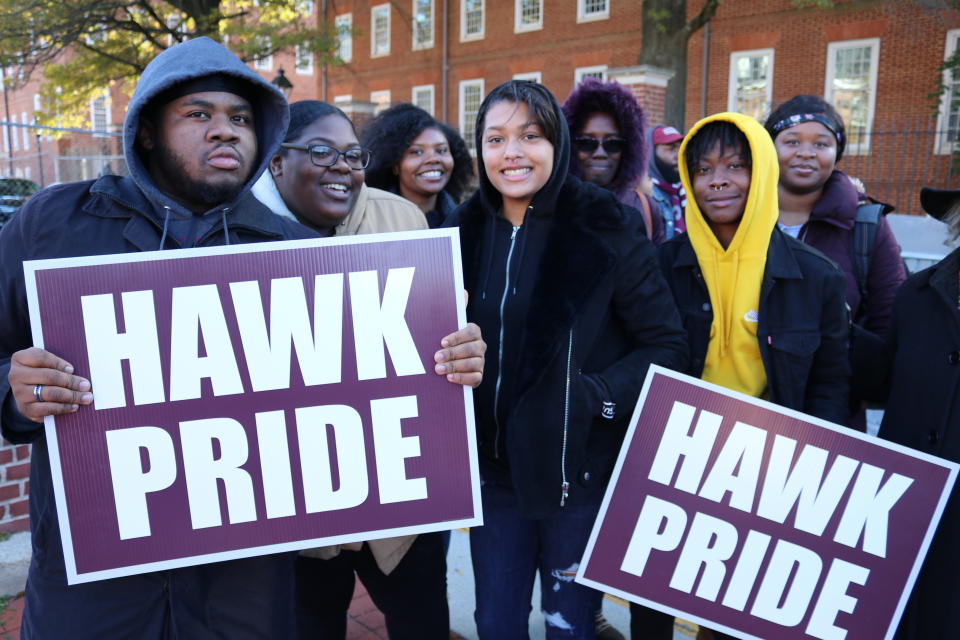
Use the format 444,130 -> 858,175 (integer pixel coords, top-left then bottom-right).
0,37 -> 311,640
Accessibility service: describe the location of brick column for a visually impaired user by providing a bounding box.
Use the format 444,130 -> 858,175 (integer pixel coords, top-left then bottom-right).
0,439 -> 30,534
607,65 -> 675,127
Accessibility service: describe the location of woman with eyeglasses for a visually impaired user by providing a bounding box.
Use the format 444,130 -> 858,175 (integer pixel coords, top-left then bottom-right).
253,100 -> 428,237
361,103 -> 474,228
252,100 -> 480,639
562,77 -> 663,244
449,79 -> 686,639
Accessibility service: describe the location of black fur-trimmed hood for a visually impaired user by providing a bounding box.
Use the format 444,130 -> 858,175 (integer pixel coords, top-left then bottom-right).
453,175 -> 632,392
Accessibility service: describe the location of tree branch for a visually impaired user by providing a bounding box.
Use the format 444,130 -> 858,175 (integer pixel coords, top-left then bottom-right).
682,0 -> 721,40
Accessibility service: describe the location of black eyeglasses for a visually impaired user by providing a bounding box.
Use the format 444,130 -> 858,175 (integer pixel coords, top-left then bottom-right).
281,143 -> 371,170
573,137 -> 626,154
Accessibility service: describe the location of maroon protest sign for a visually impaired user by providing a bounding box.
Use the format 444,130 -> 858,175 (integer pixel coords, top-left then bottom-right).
24,230 -> 480,584
577,366 -> 957,640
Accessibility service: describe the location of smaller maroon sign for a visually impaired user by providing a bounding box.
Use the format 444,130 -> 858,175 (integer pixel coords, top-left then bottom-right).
24,230 -> 481,584
577,366 -> 957,640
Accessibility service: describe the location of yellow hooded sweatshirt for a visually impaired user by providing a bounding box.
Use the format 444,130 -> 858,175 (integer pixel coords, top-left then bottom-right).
679,112 -> 780,398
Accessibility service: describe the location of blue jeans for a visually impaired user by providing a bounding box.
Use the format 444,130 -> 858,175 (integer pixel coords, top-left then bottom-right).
470,482 -> 603,640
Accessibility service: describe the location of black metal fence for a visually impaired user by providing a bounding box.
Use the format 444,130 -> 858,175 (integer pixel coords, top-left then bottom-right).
837,116 -> 959,215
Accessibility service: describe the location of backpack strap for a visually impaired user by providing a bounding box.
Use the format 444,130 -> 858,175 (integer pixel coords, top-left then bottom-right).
851,203 -> 883,317
634,188 -> 654,241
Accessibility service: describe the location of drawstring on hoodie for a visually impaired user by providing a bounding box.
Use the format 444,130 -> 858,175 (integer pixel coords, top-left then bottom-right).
221,207 -> 231,245
158,206 -> 172,250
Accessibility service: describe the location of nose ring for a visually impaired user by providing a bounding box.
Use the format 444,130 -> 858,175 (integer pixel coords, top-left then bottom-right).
712,184 -> 725,191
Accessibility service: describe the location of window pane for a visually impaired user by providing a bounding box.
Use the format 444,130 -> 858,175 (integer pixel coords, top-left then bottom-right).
830,45 -> 873,148
583,0 -> 607,15
414,0 -> 433,47
461,83 -> 482,152
373,7 -> 390,56
733,54 -> 770,120
336,15 -> 352,61
519,0 -> 540,28
465,0 -> 483,35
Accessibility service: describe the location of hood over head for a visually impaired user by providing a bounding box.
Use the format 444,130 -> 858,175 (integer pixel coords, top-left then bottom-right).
473,80 -> 570,218
679,112 -> 779,398
123,37 -> 289,214
561,77 -> 647,197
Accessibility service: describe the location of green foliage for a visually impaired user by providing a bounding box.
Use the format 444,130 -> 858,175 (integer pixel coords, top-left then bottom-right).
0,0 -> 337,127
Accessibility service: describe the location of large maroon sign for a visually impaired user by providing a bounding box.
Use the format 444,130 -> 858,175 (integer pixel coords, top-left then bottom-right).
24,230 -> 480,584
577,366 -> 957,640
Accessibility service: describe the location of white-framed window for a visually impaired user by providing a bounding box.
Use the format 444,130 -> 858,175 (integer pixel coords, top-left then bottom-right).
577,0 -> 608,23
10,114 -> 17,152
90,91 -> 110,137
333,94 -> 352,104
513,71 -> 541,83
824,37 -> 880,155
21,111 -> 29,150
727,49 -> 774,121
371,4 -> 391,58
574,65 -> 608,84
335,13 -> 353,62
936,29 -> 960,155
412,84 -> 435,115
370,90 -> 391,115
515,0 -> 542,33
295,45 -> 314,75
461,0 -> 484,41
459,78 -> 484,154
253,38 -> 273,71
413,0 -> 435,50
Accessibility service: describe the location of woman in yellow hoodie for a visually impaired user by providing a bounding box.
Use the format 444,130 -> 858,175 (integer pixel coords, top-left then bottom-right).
630,113 -> 850,638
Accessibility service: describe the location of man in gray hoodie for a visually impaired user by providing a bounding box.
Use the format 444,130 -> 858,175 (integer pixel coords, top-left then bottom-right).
0,36 -> 486,638
0,36 -> 314,639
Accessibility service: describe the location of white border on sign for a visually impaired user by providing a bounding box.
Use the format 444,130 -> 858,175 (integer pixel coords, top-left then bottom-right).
576,365 -> 960,640
23,228 -> 482,585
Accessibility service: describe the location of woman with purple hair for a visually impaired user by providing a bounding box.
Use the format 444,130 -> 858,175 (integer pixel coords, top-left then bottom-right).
562,77 -> 663,244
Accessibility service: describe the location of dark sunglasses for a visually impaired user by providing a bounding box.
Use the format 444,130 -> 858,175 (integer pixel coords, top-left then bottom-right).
281,143 -> 371,170
573,137 -> 626,154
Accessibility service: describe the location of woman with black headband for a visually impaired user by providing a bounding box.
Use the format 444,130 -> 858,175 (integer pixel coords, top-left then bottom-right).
764,95 -> 906,428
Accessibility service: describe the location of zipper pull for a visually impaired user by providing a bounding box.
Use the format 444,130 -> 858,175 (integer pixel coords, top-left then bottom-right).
560,481 -> 570,507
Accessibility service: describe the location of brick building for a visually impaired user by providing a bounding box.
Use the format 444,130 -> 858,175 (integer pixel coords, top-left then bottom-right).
685,0 -> 960,211
3,0 -> 960,531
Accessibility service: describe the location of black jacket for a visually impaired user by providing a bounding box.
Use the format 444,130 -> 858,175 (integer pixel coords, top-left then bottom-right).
451,176 -> 687,518
657,229 -> 850,425
878,247 -> 960,640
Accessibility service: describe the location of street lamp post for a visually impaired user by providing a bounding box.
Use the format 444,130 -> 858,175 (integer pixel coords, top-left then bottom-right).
271,68 -> 294,100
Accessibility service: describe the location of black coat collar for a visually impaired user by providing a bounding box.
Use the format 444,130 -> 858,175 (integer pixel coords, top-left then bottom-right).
457,177 -> 628,391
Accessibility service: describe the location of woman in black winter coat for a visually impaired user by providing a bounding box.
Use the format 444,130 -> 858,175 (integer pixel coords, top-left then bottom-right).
878,186 -> 960,640
447,79 -> 687,639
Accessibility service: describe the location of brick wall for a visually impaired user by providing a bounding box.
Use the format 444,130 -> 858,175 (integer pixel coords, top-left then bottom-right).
0,439 -> 30,534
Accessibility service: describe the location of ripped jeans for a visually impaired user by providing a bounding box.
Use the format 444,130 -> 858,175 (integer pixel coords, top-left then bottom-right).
470,481 -> 604,640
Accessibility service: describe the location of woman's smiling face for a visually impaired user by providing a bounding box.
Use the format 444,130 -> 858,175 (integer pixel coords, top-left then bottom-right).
481,100 -> 554,218
396,127 -> 454,202
271,114 -> 365,232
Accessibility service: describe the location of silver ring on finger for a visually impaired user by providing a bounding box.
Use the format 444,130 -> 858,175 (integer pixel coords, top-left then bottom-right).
34,384 -> 43,403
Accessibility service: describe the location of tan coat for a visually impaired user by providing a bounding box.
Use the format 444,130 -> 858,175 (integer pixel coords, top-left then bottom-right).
252,174 -> 429,575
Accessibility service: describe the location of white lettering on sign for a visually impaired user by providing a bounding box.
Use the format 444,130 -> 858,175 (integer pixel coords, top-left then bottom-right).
231,275 -> 345,392
648,401 -> 914,558
104,396 -> 428,537
105,426 -> 177,540
81,291 -> 165,410
350,268 -> 425,380
81,268 -> 425,410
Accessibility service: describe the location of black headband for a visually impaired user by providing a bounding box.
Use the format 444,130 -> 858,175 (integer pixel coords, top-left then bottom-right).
769,112 -> 843,147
